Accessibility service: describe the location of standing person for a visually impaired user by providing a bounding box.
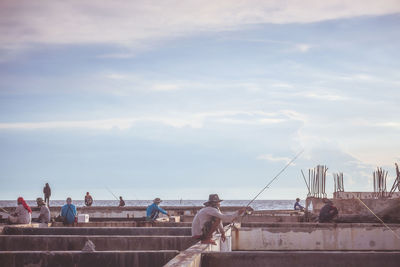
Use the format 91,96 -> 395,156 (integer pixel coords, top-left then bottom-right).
146,198 -> 170,221
84,192 -> 93,206
60,197 -> 77,226
319,199 -> 338,223
36,197 -> 50,223
294,198 -> 304,211
43,183 -> 51,207
192,194 -> 245,245
8,197 -> 32,224
119,196 -> 125,207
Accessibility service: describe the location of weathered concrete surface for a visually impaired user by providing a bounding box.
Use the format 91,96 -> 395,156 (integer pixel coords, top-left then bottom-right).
50,221 -> 192,227
334,191 -> 400,199
200,251 -> 400,267
164,226 -> 232,267
232,224 -> 400,250
0,235 -> 196,251
0,206 -> 247,221
0,251 -> 178,267
306,197 -> 400,216
3,226 -> 191,236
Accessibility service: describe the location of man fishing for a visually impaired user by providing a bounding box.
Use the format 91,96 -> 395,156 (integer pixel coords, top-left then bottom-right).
146,198 -> 170,221
294,198 -> 304,211
319,199 -> 338,223
84,192 -> 93,206
191,194 -> 246,245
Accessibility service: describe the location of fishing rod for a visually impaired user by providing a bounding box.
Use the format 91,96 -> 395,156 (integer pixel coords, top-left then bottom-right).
245,149 -> 304,209
105,186 -> 119,201
227,149 -> 304,228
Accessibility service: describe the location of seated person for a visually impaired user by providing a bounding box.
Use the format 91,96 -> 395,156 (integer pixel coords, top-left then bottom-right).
191,194 -> 245,245
119,196 -> 125,207
146,198 -> 169,221
294,198 -> 304,211
61,197 -> 77,225
319,199 -> 338,223
84,192 -> 93,206
8,197 -> 32,224
36,197 -> 50,223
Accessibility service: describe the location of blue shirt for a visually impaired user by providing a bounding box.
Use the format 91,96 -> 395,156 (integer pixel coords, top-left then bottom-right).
146,203 -> 167,217
61,203 -> 77,224
294,201 -> 304,210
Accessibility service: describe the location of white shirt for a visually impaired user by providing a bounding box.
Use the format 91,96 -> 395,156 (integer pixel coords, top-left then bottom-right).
191,206 -> 238,236
14,204 -> 31,224
39,205 -> 50,223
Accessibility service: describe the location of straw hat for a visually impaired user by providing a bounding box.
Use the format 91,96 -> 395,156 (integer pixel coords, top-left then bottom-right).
203,194 -> 223,205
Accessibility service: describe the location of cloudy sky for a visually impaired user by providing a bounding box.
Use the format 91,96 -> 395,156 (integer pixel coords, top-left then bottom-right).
0,0 -> 399,201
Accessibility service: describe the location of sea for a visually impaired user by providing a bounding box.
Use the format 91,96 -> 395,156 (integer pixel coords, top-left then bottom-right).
0,200 -> 301,211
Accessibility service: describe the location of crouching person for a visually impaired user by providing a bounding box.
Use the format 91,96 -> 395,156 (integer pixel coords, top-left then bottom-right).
36,197 -> 50,223
191,194 -> 245,245
8,197 -> 32,224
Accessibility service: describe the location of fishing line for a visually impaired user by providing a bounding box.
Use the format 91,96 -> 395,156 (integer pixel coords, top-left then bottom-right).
245,149 -> 304,208
105,186 -> 119,201
353,194 -> 400,240
227,149 -> 304,228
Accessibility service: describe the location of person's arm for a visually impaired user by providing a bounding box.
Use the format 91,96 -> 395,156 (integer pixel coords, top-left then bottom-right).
157,206 -> 169,216
72,205 -> 77,216
60,206 -> 65,216
205,208 -> 239,222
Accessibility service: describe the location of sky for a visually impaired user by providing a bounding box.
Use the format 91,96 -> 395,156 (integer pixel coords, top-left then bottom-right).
0,0 -> 400,201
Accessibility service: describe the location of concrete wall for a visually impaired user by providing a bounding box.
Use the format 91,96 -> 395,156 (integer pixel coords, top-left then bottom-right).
232,224 -> 400,250
200,251 -> 400,267
306,197 -> 400,216
0,251 -> 178,267
0,235 -> 196,251
3,226 -> 191,236
164,227 -> 232,267
0,206 -> 246,221
334,191 -> 400,199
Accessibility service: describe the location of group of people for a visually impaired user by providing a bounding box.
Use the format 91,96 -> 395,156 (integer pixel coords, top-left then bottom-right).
7,184 -> 339,245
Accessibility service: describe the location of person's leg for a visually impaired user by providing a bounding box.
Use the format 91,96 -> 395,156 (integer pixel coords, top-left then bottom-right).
8,216 -> 18,224
150,209 -> 159,221
200,217 -> 221,245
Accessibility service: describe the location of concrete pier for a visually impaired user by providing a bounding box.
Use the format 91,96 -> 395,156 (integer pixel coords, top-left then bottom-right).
0,235 -> 196,251
232,223 -> 400,250
2,226 -> 191,236
200,251 -> 400,267
0,251 -> 179,267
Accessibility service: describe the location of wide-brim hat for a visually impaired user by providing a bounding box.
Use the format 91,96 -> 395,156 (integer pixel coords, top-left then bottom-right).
153,198 -> 162,203
203,194 -> 223,205
36,197 -> 45,205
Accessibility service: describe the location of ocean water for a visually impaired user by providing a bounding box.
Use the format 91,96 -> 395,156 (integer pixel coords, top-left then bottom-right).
0,199 -> 301,211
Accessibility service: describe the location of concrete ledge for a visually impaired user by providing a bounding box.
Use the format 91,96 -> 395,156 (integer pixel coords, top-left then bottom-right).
233,225 -> 400,250
0,235 -> 196,251
0,250 -> 178,267
201,251 -> 400,267
3,226 -> 191,236
50,221 -> 192,227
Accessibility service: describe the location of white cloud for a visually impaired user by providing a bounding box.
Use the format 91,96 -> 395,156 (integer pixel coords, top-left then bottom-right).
0,110 -> 300,130
295,43 -> 313,53
303,91 -> 348,101
257,154 -> 291,163
1,0 -> 399,52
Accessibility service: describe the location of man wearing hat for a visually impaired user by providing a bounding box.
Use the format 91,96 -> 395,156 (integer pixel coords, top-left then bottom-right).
319,199 -> 338,223
146,198 -> 170,221
192,194 -> 245,245
36,197 -> 50,223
